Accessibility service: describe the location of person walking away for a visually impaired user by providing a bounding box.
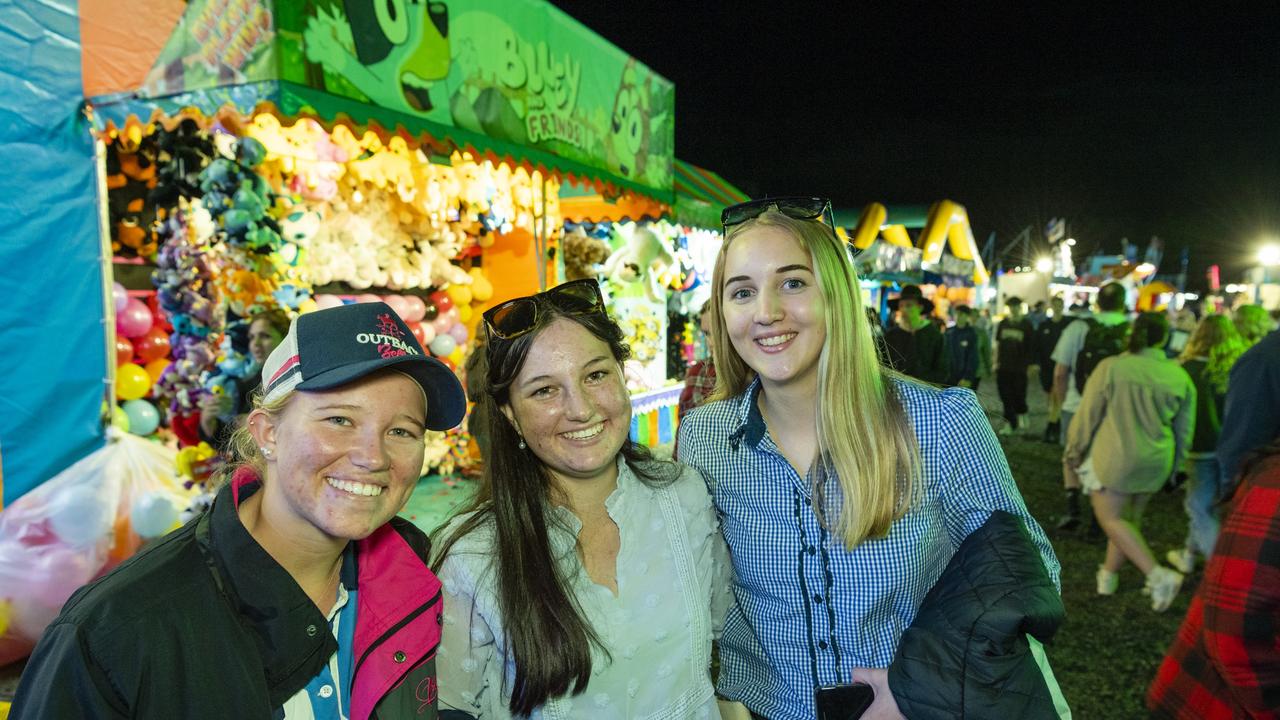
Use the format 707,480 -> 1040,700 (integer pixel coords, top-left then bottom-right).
883,284 -> 949,384
1233,304 -> 1272,346
1147,437 -> 1280,719
1036,297 -> 1070,442
945,305 -> 980,390
1050,282 -> 1130,530
994,296 -> 1035,435
1064,312 -> 1196,612
1216,324 -> 1280,493
1165,315 -> 1247,574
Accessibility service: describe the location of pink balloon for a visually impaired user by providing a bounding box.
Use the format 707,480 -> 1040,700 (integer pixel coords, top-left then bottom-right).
356,293 -> 382,304
383,294 -> 411,319
314,294 -> 343,310
112,282 -> 128,313
402,295 -> 427,322
431,315 -> 453,334
449,322 -> 469,344
444,306 -> 460,322
31,546 -> 98,609
117,298 -> 154,338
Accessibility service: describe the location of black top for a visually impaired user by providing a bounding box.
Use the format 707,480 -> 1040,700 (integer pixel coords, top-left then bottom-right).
995,319 -> 1035,373
884,322 -> 949,384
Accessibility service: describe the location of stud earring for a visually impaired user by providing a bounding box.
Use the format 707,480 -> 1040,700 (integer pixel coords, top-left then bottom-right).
260,446 -> 273,459
517,438 -> 526,450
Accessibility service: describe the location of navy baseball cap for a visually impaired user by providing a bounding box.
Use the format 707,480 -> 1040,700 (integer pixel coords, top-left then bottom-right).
260,302 -> 466,431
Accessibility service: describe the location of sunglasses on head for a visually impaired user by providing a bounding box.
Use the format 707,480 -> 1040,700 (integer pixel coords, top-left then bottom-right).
482,278 -> 606,341
721,196 -> 836,233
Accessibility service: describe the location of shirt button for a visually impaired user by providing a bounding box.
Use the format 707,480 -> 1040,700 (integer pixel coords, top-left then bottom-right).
318,685 -> 333,698
813,594 -> 823,603
394,651 -> 406,663
819,640 -> 829,650
305,624 -> 319,637
806,546 -> 816,555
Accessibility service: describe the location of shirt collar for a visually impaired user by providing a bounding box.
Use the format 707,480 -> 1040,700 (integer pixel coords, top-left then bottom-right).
727,377 -> 768,450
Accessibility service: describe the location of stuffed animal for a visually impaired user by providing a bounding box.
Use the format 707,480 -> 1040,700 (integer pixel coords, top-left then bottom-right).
562,227 -> 611,281
602,225 -> 676,303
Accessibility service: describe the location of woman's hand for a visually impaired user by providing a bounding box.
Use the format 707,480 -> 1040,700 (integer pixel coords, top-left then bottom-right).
849,667 -> 906,720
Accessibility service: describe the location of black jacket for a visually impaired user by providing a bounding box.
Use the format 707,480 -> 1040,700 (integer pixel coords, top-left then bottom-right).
889,510 -> 1065,718
10,475 -> 445,719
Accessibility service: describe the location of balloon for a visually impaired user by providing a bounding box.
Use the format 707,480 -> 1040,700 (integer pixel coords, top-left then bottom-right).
115,336 -> 134,366
0,598 -> 10,638
431,315 -> 453,335
112,282 -> 129,312
446,284 -> 473,307
356,293 -> 382,304
417,321 -> 436,346
402,295 -> 427,322
134,326 -> 171,363
116,298 -> 154,338
122,399 -> 160,436
30,546 -> 98,609
422,301 -> 439,321
457,304 -> 473,323
116,363 -> 151,400
49,484 -> 113,548
315,294 -> 343,310
468,269 -> 494,302
383,294 -> 411,319
447,347 -> 465,366
111,404 -> 130,432
144,358 -> 170,383
298,298 -> 319,314
449,322 -> 469,344
408,321 -> 427,347
428,333 -> 457,357
444,306 -> 460,322
430,291 -> 454,313
130,493 -> 179,538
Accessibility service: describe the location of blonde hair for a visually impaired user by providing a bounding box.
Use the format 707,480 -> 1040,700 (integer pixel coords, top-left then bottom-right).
708,210 -> 921,548
1180,314 -> 1246,395
1234,304 -> 1271,345
211,387 -> 294,489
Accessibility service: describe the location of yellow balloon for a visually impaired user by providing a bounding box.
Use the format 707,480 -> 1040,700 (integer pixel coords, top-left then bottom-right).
468,269 -> 494,302
298,298 -> 319,314
144,358 -> 170,383
112,405 -> 131,432
116,363 -> 151,400
457,304 -> 473,323
446,283 -> 474,307
448,347 -> 465,366
0,597 -> 10,637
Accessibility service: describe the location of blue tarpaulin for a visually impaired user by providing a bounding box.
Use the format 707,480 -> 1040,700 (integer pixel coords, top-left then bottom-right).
0,0 -> 108,503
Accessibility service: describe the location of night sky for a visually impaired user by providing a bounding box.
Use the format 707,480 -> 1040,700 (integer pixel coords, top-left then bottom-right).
550,2 -> 1280,290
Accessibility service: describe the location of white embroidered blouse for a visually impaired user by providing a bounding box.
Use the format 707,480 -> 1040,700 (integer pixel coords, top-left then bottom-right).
436,458 -> 732,719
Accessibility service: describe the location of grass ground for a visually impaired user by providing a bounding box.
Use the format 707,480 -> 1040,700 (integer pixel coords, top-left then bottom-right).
0,373 -> 1194,718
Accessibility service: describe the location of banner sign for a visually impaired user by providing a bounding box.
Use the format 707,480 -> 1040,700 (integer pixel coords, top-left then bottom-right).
141,0 -> 674,193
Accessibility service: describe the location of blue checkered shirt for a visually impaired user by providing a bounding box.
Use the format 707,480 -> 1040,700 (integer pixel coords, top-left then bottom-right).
677,377 -> 1059,720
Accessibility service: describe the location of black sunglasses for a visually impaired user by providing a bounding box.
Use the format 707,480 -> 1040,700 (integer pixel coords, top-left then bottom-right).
721,196 -> 836,233
482,278 -> 606,340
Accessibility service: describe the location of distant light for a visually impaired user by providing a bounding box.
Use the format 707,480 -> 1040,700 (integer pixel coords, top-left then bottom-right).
1259,244 -> 1280,267
1182,293 -> 1199,300
1135,262 -> 1156,275
1066,238 -> 1077,246
1225,283 -> 1246,293
1035,257 -> 1054,273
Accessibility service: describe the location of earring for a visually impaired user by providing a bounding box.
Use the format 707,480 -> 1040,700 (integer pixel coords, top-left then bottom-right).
517,438 -> 526,450
260,446 -> 273,459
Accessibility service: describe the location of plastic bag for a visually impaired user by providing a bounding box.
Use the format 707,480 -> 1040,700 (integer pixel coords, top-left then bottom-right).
0,429 -> 193,665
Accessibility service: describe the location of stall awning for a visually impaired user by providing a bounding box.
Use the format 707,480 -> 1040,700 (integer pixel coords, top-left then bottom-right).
89,80 -> 673,203
673,159 -> 750,229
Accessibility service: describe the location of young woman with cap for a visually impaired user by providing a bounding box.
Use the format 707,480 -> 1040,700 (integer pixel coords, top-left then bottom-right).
677,198 -> 1063,719
431,279 -> 732,719
11,301 -> 467,720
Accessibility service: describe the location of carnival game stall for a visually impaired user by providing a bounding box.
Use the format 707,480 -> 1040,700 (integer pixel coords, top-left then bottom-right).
0,0 -> 675,664
558,159 -> 748,449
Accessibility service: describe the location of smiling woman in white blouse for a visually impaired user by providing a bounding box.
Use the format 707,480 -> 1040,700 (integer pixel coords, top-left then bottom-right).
431,279 -> 732,719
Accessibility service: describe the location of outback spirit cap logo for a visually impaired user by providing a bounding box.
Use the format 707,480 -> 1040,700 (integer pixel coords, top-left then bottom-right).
356,312 -> 421,359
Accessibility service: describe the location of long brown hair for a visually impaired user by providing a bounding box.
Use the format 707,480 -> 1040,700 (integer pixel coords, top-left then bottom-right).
431,297 -> 676,715
1179,314 -> 1246,395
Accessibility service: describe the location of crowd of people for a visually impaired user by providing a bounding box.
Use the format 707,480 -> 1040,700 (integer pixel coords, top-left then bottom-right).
9,195 -> 1280,719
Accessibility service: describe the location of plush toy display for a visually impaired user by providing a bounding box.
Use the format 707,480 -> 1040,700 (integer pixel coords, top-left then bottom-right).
602,224 -> 677,303
562,226 -> 612,281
